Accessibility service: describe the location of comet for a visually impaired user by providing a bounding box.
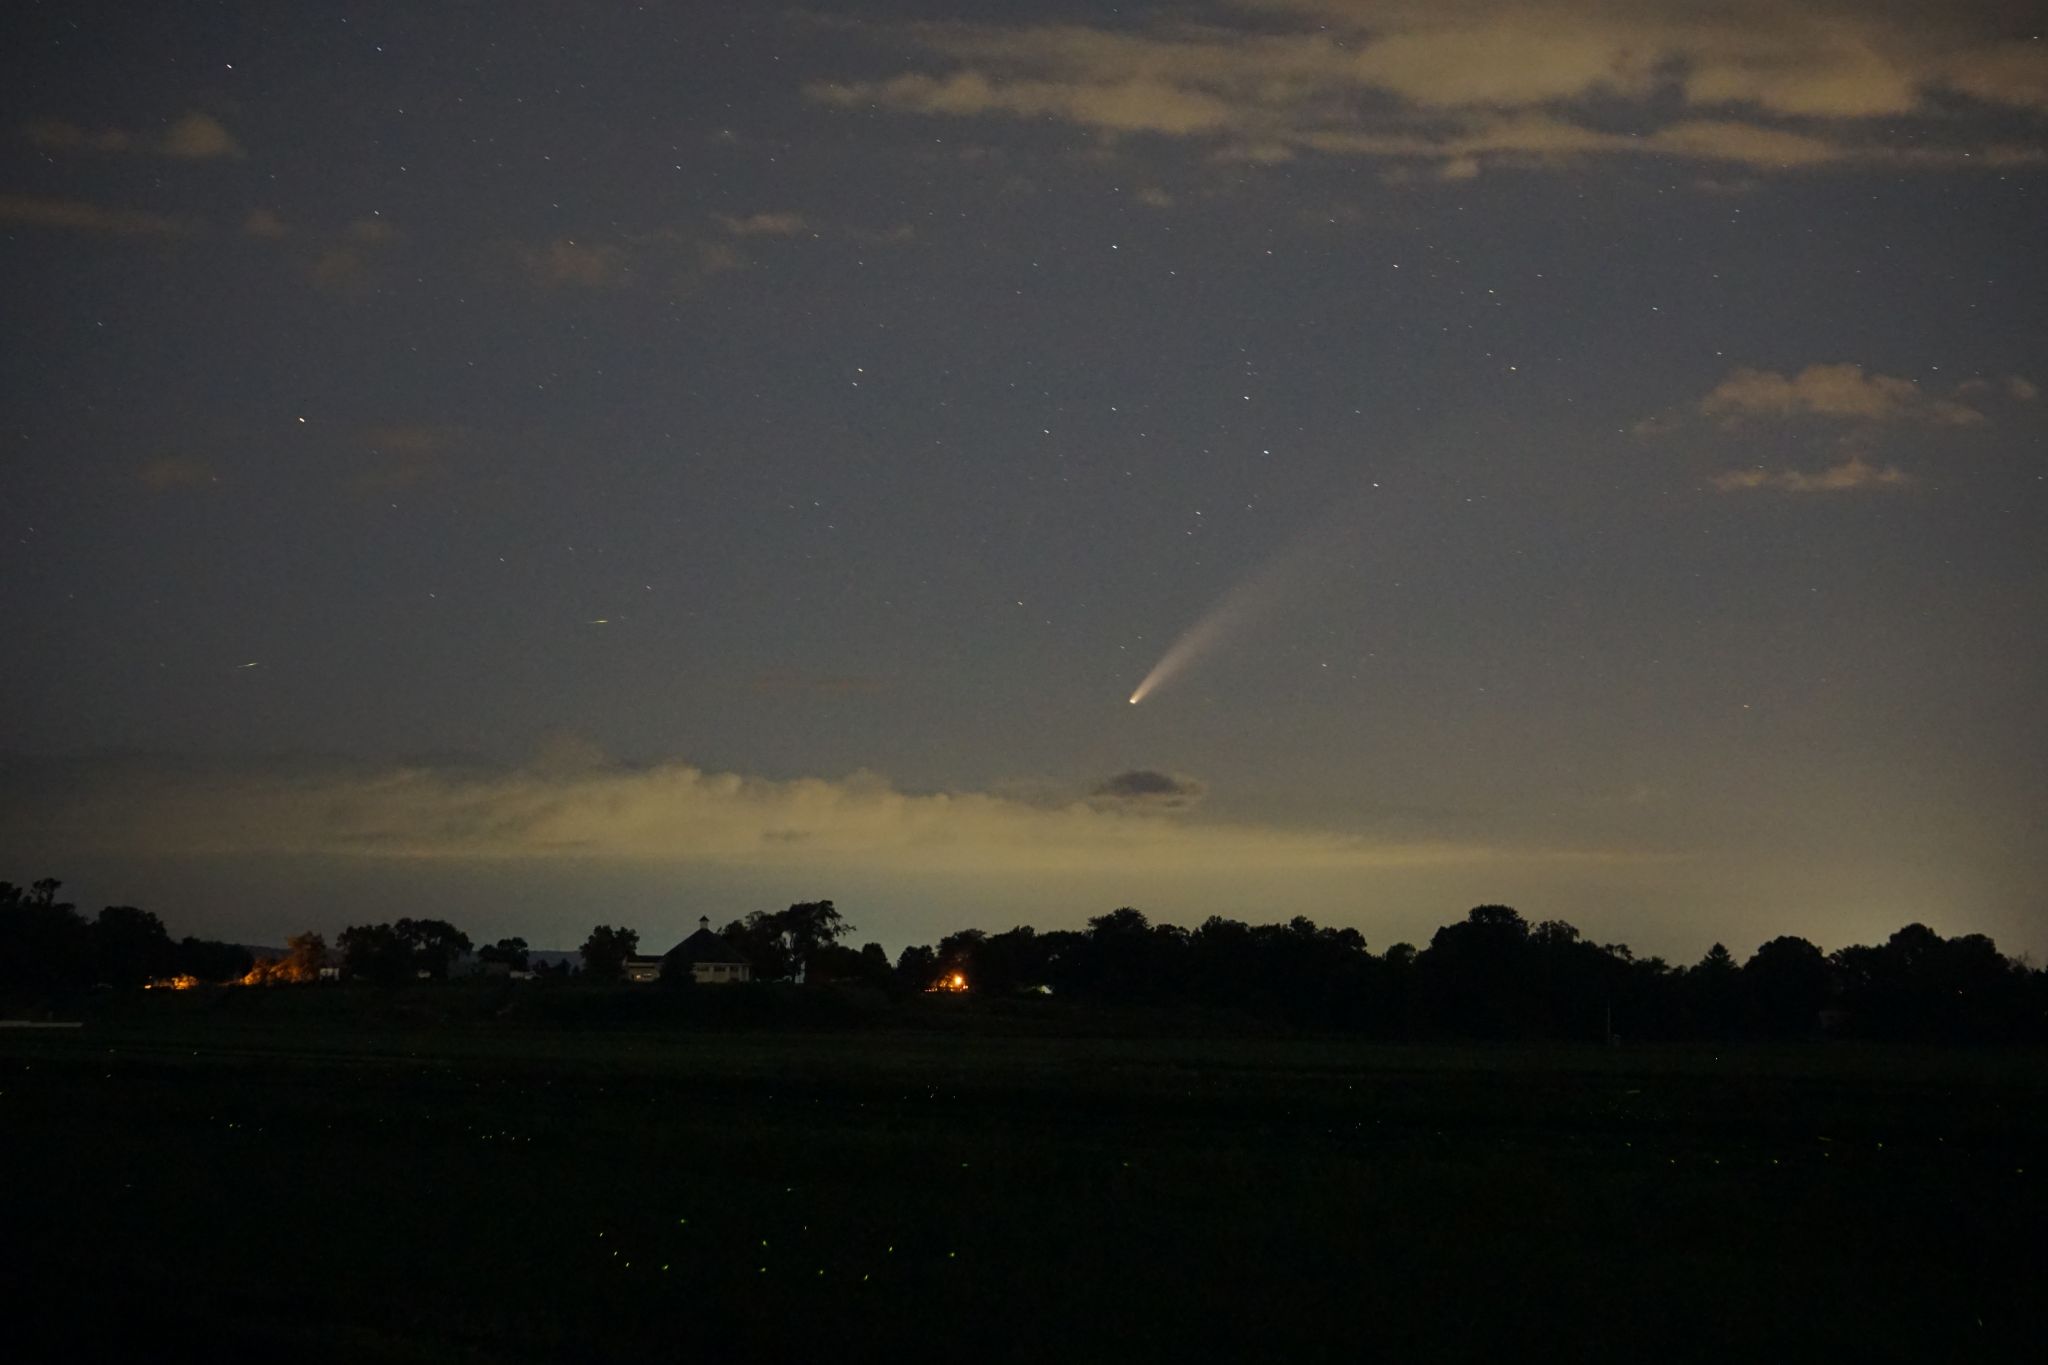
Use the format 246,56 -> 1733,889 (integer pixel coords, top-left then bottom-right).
1127,525 -> 1343,705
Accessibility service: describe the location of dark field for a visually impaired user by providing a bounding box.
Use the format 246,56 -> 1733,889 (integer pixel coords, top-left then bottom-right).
4,991 -> 2044,1363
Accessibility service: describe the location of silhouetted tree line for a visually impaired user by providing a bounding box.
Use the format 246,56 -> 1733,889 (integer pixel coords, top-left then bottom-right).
7,875 -> 2045,1042
0,879 -> 255,1002
885,904 -> 2048,1044
336,918 -> 474,984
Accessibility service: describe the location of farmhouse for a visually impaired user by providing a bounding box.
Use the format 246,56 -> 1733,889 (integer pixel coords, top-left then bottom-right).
661,917 -> 753,984
622,955 -> 664,984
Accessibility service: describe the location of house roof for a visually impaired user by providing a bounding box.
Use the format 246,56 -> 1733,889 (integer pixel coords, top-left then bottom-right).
662,925 -> 750,966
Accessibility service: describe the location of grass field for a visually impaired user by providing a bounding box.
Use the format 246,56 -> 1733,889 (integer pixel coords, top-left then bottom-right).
4,988 -> 2044,1363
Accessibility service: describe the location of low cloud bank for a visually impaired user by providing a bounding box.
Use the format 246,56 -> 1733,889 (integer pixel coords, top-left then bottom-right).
3,755 -> 1626,876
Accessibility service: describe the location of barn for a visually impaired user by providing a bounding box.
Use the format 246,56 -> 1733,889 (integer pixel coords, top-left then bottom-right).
661,917 -> 753,984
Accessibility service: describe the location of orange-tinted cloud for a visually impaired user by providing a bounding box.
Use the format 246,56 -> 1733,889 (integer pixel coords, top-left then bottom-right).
136,456 -> 219,490
1699,364 -> 1984,426
1709,457 -> 1912,494
21,118 -> 132,153
24,110 -> 243,159
810,2 -> 2047,175
310,217 -> 403,295
0,193 -> 196,237
160,111 -> 242,159
243,208 -> 289,239
507,238 -> 633,288
350,424 -> 471,493
500,231 -> 746,294
716,211 -> 809,237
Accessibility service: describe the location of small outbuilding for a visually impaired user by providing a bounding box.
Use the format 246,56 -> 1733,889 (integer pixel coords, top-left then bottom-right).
661,917 -> 753,984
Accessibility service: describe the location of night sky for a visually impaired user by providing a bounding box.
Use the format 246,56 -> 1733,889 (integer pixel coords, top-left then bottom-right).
4,1 -> 2043,960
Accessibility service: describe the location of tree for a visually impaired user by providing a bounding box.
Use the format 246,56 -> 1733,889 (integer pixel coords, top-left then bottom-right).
393,918 -> 472,979
721,912 -> 795,981
175,936 -> 255,984
1076,907 -> 1186,1001
808,942 -> 891,987
580,925 -> 639,981
338,923 -> 412,985
1744,936 -> 1831,1038
894,944 -> 938,992
0,879 -> 93,998
935,928 -> 987,989
280,932 -> 327,982
1685,943 -> 1743,1038
91,905 -> 176,989
779,900 -> 853,982
478,937 -> 531,972
1832,924 -> 2028,1041
1417,905 -> 1533,1037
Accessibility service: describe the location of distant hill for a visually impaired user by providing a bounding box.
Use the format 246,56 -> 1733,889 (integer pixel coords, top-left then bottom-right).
237,945 -> 584,970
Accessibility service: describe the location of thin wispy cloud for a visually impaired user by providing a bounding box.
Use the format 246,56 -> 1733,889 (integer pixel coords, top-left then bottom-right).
498,232 -> 744,293
717,211 -> 810,237
23,110 -> 243,159
1709,457 -> 1912,495
135,456 -> 219,491
0,193 -> 197,238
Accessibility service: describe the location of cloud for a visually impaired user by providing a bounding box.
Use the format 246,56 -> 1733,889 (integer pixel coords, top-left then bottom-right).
310,247 -> 375,293
347,216 -> 399,245
0,193 -> 196,237
716,212 -> 809,237
24,110 -> 243,159
136,456 -> 218,491
508,238 -> 631,288
1709,456 -> 1912,494
1652,362 -> 2027,494
1090,769 -> 1207,810
243,208 -> 289,239
809,2 -> 2047,174
21,118 -> 132,153
350,424 -> 471,493
1954,373 -> 2038,401
160,111 -> 243,159
1698,363 -> 1986,426
305,216 -> 404,295
0,754 -> 1601,877
499,231 -> 746,295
